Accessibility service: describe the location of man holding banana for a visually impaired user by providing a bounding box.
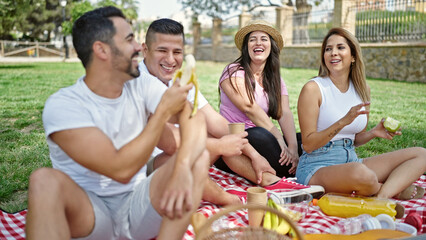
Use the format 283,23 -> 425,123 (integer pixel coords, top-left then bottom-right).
26,7 -> 209,240
140,19 -> 323,202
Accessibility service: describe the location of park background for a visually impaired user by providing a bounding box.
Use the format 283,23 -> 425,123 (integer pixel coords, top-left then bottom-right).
1,0 -> 425,213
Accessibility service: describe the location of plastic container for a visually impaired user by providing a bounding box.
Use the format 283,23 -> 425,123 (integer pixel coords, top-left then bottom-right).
396,222 -> 417,236
317,193 -> 401,218
328,214 -> 379,235
268,189 -> 313,220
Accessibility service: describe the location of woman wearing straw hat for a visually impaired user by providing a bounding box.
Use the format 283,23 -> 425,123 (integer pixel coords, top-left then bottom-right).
215,20 -> 300,179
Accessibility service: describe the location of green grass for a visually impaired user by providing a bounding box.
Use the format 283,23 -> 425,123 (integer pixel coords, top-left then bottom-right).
1,61 -> 425,213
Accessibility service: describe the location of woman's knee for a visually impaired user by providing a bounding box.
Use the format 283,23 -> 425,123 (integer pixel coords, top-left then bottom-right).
412,147 -> 426,160
349,163 -> 379,194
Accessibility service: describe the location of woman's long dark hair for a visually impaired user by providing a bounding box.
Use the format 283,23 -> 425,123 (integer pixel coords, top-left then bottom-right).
220,32 -> 283,120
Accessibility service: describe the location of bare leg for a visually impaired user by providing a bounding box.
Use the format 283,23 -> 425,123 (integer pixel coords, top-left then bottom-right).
223,154 -> 280,186
153,153 -> 241,206
309,162 -> 381,196
153,105 -> 211,239
26,168 -> 95,239
153,150 -> 210,240
203,179 -> 241,205
363,147 -> 426,198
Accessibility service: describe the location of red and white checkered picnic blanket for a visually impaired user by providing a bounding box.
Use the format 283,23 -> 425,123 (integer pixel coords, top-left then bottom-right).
1,167 -> 425,240
0,209 -> 26,240
183,167 -> 426,239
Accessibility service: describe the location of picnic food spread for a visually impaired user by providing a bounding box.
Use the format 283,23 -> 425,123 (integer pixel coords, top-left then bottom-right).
173,54 -> 199,117
263,198 -> 301,235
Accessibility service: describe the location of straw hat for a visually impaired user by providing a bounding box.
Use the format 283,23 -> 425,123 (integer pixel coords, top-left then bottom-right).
234,19 -> 284,51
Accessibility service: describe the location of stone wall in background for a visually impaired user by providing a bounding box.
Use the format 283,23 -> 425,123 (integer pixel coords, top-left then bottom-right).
194,42 -> 425,83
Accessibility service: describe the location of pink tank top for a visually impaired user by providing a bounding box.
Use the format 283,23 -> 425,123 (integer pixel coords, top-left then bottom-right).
219,64 -> 288,129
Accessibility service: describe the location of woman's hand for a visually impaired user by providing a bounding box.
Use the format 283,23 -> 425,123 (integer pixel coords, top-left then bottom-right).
287,148 -> 299,174
372,118 -> 402,140
341,102 -> 370,126
277,137 -> 291,166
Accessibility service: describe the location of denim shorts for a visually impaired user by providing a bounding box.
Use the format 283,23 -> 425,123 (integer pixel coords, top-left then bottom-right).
295,139 -> 363,185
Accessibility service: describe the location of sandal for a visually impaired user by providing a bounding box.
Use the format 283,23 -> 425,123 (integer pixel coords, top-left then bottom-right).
397,185 -> 425,200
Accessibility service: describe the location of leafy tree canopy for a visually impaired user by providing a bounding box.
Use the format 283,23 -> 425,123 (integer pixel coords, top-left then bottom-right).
1,0 -> 140,41
179,0 -> 321,19
63,0 -> 139,36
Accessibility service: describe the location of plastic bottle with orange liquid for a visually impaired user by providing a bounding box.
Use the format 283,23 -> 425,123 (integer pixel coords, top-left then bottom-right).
315,193 -> 404,219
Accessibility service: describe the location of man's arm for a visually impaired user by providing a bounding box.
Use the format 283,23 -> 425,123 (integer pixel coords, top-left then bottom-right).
50,83 -> 192,184
201,104 -> 229,138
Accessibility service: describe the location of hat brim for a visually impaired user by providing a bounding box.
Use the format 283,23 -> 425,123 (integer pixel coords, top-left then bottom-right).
235,24 -> 284,51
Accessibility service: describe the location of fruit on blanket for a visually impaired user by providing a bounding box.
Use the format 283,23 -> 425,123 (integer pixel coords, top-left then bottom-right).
173,54 -> 199,117
317,193 -> 404,219
263,198 -> 292,235
275,217 -> 291,235
383,117 -> 401,133
268,199 -> 279,230
269,197 -> 302,222
263,210 -> 272,229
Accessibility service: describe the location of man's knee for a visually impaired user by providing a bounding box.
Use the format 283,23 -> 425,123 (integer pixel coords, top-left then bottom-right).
28,168 -> 68,199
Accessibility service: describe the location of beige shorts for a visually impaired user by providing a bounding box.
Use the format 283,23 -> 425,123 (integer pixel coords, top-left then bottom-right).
73,173 -> 161,240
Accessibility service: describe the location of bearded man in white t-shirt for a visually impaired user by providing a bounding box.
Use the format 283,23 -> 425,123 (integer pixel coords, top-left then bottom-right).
25,6 -> 209,240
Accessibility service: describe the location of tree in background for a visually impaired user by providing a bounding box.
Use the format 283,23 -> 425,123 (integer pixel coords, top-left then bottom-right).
62,0 -> 139,35
18,0 -> 64,41
0,0 -> 31,40
178,0 -> 320,22
179,0 -> 263,19
0,0 -> 139,41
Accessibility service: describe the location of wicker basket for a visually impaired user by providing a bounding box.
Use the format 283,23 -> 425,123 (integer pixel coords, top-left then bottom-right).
195,204 -> 305,240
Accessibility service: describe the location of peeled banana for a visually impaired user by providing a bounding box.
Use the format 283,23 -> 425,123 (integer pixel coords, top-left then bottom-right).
269,198 -> 302,222
172,54 -> 199,117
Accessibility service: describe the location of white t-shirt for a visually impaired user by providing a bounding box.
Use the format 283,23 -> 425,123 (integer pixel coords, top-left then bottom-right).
313,76 -> 367,141
138,60 -> 208,157
42,73 -> 167,196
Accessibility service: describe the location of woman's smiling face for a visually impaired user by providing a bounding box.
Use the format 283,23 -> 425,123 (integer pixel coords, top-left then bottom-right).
324,34 -> 354,75
247,31 -> 271,64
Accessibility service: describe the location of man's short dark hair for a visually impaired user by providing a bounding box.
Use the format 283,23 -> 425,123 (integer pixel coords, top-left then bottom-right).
145,18 -> 185,47
72,6 -> 126,68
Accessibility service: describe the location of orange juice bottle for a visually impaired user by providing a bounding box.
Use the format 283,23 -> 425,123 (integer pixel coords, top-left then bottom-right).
316,193 -> 401,218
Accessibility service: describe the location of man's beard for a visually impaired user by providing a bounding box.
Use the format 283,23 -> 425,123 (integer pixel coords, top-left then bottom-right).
111,44 -> 140,78
127,52 -> 140,78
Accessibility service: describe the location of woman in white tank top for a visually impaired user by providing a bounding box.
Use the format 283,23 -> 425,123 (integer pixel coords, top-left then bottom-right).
296,27 -> 426,200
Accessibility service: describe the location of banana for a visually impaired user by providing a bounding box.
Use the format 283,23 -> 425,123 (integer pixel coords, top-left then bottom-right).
269,198 -> 302,222
268,199 -> 279,230
267,198 -> 293,235
275,218 -> 291,235
263,210 -> 272,229
172,54 -> 199,117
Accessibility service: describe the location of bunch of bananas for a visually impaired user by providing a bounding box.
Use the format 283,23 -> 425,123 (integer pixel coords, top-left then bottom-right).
263,198 -> 301,235
172,54 -> 199,117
